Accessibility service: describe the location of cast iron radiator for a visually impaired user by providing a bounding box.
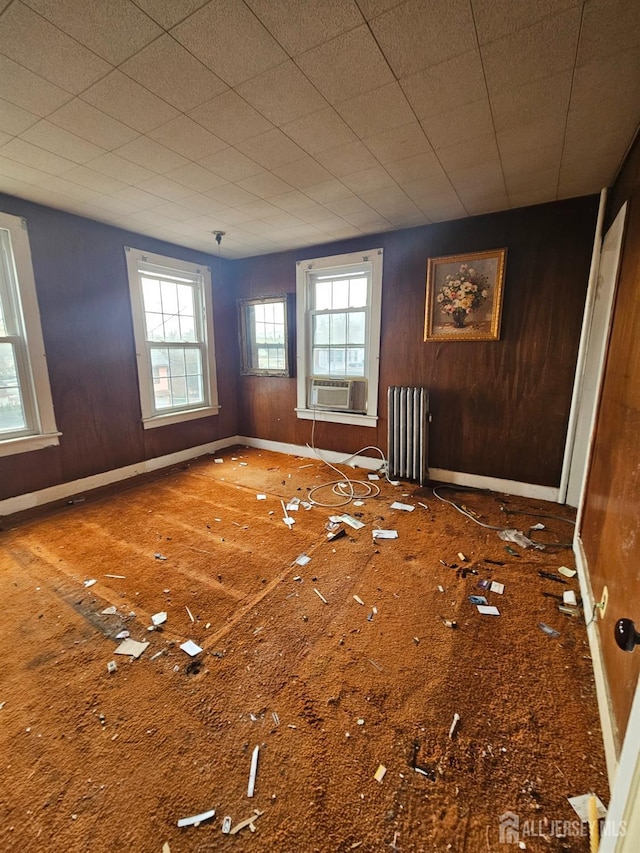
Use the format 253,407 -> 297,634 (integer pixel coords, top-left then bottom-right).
387,386 -> 429,485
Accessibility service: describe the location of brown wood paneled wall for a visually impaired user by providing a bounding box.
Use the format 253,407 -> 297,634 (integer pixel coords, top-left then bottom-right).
580,135 -> 640,746
233,196 -> 599,487
0,193 -> 238,502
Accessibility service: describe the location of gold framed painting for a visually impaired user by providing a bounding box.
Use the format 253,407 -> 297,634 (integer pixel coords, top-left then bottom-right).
424,248 -> 507,341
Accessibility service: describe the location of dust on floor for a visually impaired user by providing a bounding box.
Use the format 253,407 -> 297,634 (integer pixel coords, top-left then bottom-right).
0,447 -> 608,852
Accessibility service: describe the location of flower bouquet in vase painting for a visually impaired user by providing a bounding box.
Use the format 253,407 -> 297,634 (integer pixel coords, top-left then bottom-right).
436,264 -> 489,328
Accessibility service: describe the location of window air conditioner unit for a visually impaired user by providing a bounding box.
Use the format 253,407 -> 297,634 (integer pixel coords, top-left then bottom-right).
309,378 -> 367,413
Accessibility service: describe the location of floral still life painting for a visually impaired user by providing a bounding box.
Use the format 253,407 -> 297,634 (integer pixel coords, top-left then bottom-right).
424,248 -> 507,341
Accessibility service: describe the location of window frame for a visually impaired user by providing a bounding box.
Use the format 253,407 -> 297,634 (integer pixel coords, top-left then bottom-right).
295,248 -> 383,427
238,293 -> 292,377
0,211 -> 59,458
125,246 -> 219,429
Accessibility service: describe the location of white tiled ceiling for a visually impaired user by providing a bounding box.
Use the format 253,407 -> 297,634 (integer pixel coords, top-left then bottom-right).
0,0 -> 638,258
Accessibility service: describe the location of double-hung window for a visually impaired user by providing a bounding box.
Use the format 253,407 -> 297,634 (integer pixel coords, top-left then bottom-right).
296,248 -> 383,426
239,295 -> 290,376
125,247 -> 219,428
0,211 -> 59,457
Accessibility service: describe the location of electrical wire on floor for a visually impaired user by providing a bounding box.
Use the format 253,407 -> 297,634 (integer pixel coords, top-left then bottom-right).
303,405 -> 389,508
431,484 -> 575,549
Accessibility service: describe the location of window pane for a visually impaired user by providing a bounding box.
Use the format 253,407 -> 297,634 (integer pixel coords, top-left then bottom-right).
272,322 -> 285,344
315,280 -> 332,310
184,348 -> 201,376
329,348 -> 346,376
169,347 -> 186,377
273,302 -> 284,324
0,299 -> 7,336
349,277 -> 367,307
160,280 -> 178,315
258,347 -> 270,369
313,347 -> 330,374
141,278 -> 162,313
179,314 -> 196,342
176,283 -> 194,316
313,314 -> 329,345
262,302 -> 274,323
164,315 -> 180,341
186,374 -> 203,404
330,312 -> 346,345
0,341 -> 26,432
145,312 -> 165,341
331,280 -> 349,309
346,348 -> 365,375
255,321 -> 267,344
150,347 -> 171,409
253,303 -> 264,322
347,311 -> 365,344
169,374 -> 187,406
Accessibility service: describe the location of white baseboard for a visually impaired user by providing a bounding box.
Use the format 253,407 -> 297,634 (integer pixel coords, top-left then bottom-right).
0,435 -> 240,517
574,533 -> 619,787
237,435 -> 384,471
428,467 -> 559,502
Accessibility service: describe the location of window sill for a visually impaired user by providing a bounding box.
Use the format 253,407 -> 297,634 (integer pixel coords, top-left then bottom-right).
0,431 -> 62,458
142,405 -> 220,430
295,408 -> 377,427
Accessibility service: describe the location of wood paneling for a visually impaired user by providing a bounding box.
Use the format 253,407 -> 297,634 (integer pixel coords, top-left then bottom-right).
580,133 -> 640,745
0,193 -> 237,501
234,197 -> 598,486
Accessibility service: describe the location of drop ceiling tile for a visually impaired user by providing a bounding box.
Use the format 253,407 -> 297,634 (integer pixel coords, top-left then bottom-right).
505,167 -> 559,195
401,50 -> 486,120
0,55 -> 72,116
205,182 -> 260,206
295,26 -> 394,104
264,211 -> 307,229
508,186 -> 558,209
562,128 -> 633,166
235,171 -> 294,199
133,0 -> 208,30
151,201 -> 196,221
299,206 -> 347,225
370,0 -> 476,78
461,191 -> 510,215
360,184 -> 413,210
500,144 -> 563,177
0,97 -> 39,136
282,109 -> 358,156
23,0 -> 162,64
422,99 -> 494,151
324,195 -> 374,216
0,153 -> 53,184
0,2 -> 111,94
489,71 -> 572,133
121,35 -> 227,113
385,151 -> 445,184
21,120 -> 107,164
481,8 -> 581,95
362,122 -> 432,164
87,194 -> 141,215
448,161 -> 505,193
63,165 -> 129,194
335,82 -> 416,139
207,206 -> 255,225
357,0 -> 402,18
136,175 -> 198,201
191,90 -> 274,145
121,207 -> 177,228
178,193 -> 230,216
236,61 -> 328,127
402,173 -> 457,201
341,166 -> 397,194
342,210 -> 391,230
418,196 -> 467,222
245,0 -> 363,54
198,148 -> 263,182
438,133 -> 499,172
269,189 -> 321,212
147,116 -> 226,163
0,138 -> 76,175
0,130 -> 10,147
557,157 -> 615,197
569,48 -> 640,126
171,0 -> 287,87
303,179 -> 353,204
36,175 -> 100,202
497,118 -> 564,160
115,137 -> 189,174
236,129 -> 307,170
85,152 -> 157,185
163,162 -> 228,192
316,140 -> 379,178
472,0 -> 580,45
47,99 -> 140,149
81,71 -> 180,134
577,0 -> 640,67
273,157 -> 335,189
109,186 -> 168,209
235,199 -> 282,219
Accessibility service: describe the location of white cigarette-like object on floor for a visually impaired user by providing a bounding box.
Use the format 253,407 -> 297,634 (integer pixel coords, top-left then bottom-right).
177,808 -> 216,827
186,605 -> 195,622
314,588 -> 328,604
247,745 -> 259,797
449,712 -> 460,739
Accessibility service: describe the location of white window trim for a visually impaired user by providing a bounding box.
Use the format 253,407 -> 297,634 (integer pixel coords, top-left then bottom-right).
295,248 -> 383,427
0,212 -> 60,458
125,246 -> 219,430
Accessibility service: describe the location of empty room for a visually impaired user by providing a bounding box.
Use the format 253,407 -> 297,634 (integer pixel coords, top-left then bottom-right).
0,1 -> 639,851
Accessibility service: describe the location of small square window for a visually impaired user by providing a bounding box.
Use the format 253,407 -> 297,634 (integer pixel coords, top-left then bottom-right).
238,295 -> 292,377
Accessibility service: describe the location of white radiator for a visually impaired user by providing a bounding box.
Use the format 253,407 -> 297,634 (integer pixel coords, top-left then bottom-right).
387,386 -> 429,485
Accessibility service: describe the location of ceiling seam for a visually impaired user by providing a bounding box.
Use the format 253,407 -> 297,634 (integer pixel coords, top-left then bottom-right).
555,1 -> 587,200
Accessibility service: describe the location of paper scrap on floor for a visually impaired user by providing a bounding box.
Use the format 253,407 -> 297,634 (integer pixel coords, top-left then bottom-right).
114,639 -> 149,658
563,590 -> 577,606
390,501 -> 415,512
256,494 -> 267,500
180,640 -> 203,656
558,566 -> 577,578
490,581 -> 505,594
151,611 -> 167,626
295,554 -> 311,566
477,605 -> 500,616
372,530 -> 398,539
340,514 -> 365,530
568,794 -> 607,822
